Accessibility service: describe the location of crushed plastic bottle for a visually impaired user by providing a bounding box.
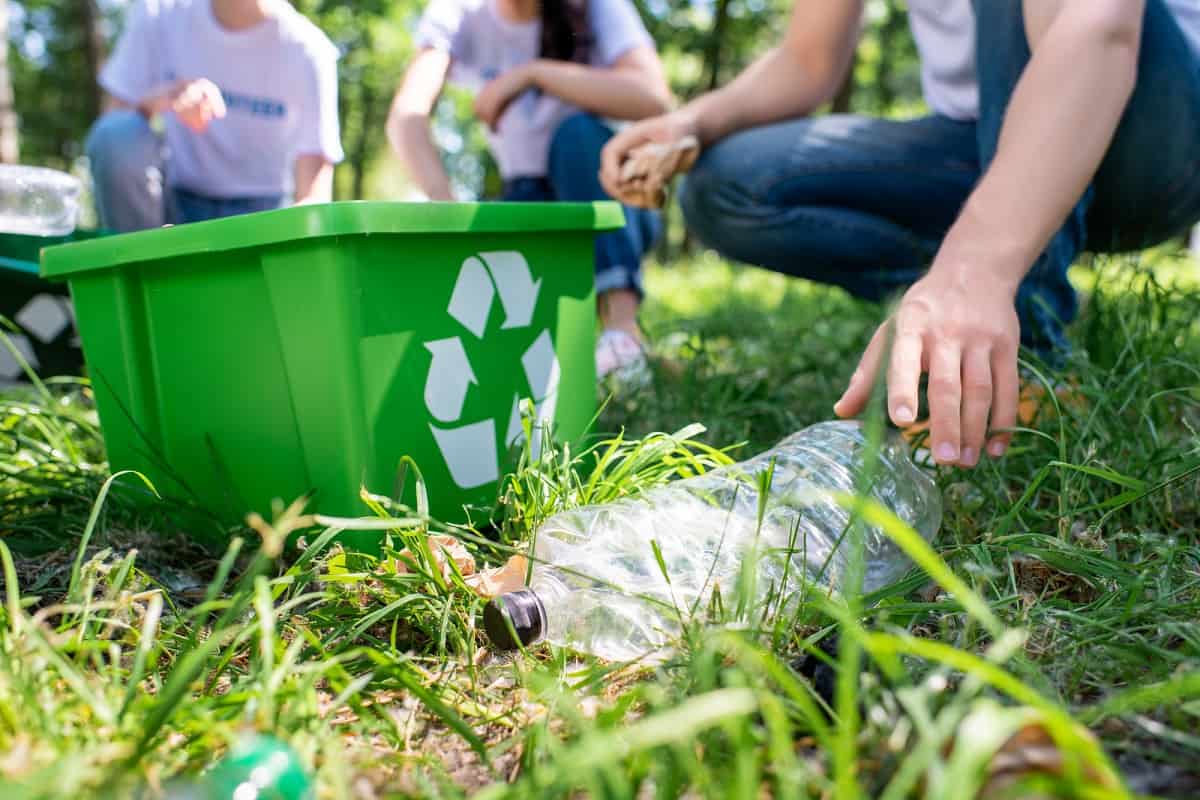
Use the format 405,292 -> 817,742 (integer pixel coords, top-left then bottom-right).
484,420 -> 942,662
163,735 -> 313,800
0,164 -> 81,236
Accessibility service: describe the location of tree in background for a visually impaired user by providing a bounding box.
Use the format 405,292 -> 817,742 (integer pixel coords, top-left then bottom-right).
293,0 -> 424,200
8,0 -> 112,169
0,0 -> 18,163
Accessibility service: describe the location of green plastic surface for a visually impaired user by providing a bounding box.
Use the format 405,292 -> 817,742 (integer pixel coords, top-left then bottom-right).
41,201 -> 620,541
203,735 -> 312,800
0,229 -> 106,279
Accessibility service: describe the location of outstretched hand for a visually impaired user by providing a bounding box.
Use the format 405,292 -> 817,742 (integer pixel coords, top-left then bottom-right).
833,269 -> 1022,468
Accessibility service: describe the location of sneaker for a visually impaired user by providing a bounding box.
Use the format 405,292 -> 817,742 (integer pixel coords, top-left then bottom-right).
595,329 -> 650,386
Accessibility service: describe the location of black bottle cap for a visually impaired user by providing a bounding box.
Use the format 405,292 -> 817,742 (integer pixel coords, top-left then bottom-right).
484,590 -> 547,650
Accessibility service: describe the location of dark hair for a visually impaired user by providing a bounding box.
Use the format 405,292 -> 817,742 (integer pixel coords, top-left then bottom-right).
540,0 -> 592,64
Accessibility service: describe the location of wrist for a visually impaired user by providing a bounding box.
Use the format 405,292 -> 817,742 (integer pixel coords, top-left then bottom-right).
140,80 -> 181,116
932,199 -> 1036,298
523,60 -> 547,90
138,91 -> 168,117
671,102 -> 706,145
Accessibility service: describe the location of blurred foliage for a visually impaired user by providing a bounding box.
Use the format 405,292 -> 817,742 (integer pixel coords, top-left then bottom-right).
4,0 -> 923,234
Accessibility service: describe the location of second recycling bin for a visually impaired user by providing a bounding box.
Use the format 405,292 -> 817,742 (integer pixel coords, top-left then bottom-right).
40,202 -> 621,542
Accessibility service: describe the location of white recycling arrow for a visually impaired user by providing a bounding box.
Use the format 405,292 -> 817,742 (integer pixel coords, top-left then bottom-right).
521,331 -> 561,459
522,329 -> 561,403
448,257 -> 495,339
430,419 -> 499,489
479,251 -> 542,330
424,338 -> 477,423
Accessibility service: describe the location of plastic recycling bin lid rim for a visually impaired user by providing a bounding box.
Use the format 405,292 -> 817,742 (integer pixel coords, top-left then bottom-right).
39,200 -> 626,280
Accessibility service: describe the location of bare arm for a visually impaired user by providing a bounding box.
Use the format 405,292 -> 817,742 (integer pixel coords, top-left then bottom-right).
386,48 -> 455,201
293,154 -> 333,205
936,0 -> 1144,293
527,46 -> 671,120
679,2 -> 862,145
837,0 -> 1146,468
474,46 -> 671,132
102,80 -> 227,134
600,2 -> 862,195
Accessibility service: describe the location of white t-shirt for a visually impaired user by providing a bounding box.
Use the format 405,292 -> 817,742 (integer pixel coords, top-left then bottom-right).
101,0 -> 344,198
907,0 -> 1200,121
416,0 -> 654,179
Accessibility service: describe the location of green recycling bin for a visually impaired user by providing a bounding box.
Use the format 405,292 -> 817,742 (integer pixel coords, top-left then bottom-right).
41,202 -> 621,540
0,229 -> 107,381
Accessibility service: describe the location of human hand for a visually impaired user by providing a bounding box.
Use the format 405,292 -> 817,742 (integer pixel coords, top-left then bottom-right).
599,110 -> 701,209
833,268 -> 1022,468
474,64 -> 536,132
144,79 -> 227,134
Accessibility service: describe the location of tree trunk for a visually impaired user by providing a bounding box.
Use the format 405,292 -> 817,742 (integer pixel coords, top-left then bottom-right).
350,81 -> 377,201
0,0 -> 18,164
77,0 -> 106,124
703,0 -> 733,92
875,0 -> 906,113
831,54 -> 857,114
679,0 -> 733,257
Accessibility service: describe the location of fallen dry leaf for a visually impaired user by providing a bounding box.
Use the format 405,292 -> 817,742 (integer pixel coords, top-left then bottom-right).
464,555 -> 528,598
389,535 -> 476,580
981,721 -> 1122,799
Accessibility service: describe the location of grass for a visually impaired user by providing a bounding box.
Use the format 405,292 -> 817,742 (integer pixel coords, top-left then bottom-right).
1,251 -> 1199,799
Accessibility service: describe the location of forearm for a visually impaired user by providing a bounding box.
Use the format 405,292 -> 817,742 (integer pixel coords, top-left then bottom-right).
686,37 -> 856,148
935,10 -> 1141,289
686,46 -> 844,146
387,113 -> 454,201
294,156 -> 333,204
529,60 -> 670,121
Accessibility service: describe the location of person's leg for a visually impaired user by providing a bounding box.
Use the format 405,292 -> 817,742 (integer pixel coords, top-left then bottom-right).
678,114 -> 980,302
172,188 -> 287,225
546,113 -> 661,340
973,0 -> 1200,352
85,110 -> 168,232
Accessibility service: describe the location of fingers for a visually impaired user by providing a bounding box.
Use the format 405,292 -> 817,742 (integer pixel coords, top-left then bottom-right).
988,345 -> 1020,458
834,324 -> 888,419
959,347 -> 993,467
600,128 -> 652,206
599,131 -> 632,196
173,80 -> 226,133
200,80 -> 226,119
887,331 -> 923,426
927,342 -> 963,465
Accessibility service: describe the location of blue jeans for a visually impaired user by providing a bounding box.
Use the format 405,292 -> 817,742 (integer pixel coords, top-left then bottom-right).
502,113 -> 662,297
85,110 -> 285,233
680,0 -> 1200,352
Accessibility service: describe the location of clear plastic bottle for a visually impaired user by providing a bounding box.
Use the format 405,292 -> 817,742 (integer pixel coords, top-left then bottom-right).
0,164 -> 81,236
484,421 -> 941,662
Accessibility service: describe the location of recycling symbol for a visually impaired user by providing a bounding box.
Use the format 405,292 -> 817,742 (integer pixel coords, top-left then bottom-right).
423,252 -> 560,490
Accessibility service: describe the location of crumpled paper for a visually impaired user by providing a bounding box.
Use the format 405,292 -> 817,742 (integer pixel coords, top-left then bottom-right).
618,135 -> 701,209
388,535 -> 528,598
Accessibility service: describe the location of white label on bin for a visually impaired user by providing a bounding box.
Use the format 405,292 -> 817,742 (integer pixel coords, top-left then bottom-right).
423,251 -> 560,490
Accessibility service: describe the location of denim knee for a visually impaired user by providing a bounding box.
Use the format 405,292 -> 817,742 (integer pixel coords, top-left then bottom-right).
550,112 -> 607,153
86,111 -> 163,189
547,112 -> 609,185
678,148 -> 748,252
